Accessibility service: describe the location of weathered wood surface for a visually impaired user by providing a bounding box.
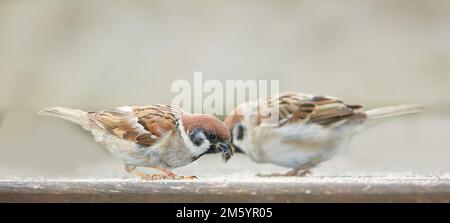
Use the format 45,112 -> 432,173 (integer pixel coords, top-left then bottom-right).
1,176 -> 449,202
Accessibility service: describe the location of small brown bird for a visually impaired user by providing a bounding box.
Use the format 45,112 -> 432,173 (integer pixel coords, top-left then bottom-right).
224,92 -> 423,177
40,105 -> 232,180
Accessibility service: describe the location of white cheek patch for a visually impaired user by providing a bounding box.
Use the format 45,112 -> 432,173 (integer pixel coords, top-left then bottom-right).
190,131 -> 211,156
233,138 -> 245,153
177,120 -> 211,157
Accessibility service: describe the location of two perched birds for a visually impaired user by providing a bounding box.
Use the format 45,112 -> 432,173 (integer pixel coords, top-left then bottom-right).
40,92 -> 423,180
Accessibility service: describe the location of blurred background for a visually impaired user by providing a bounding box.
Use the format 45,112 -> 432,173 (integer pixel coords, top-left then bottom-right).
0,0 -> 449,178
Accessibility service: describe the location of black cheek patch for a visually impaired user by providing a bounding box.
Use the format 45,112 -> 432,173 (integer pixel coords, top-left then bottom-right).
236,125 -> 245,140
190,131 -> 204,146
193,138 -> 204,146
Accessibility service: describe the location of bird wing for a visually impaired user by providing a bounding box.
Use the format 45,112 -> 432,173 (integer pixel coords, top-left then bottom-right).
88,104 -> 181,147
260,92 -> 365,127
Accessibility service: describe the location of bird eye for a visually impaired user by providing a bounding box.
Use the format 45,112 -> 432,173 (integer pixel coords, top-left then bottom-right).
209,133 -> 216,140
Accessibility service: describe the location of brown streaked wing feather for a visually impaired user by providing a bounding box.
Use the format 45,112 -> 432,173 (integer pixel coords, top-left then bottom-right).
309,102 -> 356,126
263,93 -> 364,127
88,105 -> 179,147
260,93 -> 315,126
132,105 -> 178,137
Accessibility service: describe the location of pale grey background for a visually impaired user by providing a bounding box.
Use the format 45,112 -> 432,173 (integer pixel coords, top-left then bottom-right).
0,0 -> 449,178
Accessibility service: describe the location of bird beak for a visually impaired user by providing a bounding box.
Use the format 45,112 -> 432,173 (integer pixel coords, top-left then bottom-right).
216,142 -> 233,162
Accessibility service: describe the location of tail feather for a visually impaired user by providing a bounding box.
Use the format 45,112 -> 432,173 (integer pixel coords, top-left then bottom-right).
39,107 -> 87,125
365,104 -> 424,120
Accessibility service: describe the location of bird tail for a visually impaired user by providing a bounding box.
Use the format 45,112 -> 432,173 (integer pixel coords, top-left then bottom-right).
365,104 -> 424,121
39,107 -> 88,126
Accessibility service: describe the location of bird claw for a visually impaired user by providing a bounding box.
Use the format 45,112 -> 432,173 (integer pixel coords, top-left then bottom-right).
177,175 -> 198,180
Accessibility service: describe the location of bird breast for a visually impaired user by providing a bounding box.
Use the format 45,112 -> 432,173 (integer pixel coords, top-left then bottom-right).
245,123 -> 348,168
90,129 -> 196,169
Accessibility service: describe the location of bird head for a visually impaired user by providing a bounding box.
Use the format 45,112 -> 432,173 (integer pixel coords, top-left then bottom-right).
224,104 -> 247,156
182,114 -> 233,161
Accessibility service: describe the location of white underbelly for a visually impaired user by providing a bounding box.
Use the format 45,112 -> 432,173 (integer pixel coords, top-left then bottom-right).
246,123 -> 349,168
91,130 -> 161,167
262,140 -> 338,168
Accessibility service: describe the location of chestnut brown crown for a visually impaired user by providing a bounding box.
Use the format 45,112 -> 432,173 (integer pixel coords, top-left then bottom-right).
182,114 -> 231,143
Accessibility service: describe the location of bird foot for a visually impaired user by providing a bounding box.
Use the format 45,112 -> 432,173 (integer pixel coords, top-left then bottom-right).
288,169 -> 311,177
139,174 -> 197,181
139,174 -> 170,180
177,175 -> 198,180
256,170 -> 311,177
256,172 -> 286,177
125,165 -> 198,181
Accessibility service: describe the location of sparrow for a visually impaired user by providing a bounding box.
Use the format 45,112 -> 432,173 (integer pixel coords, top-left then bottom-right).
224,92 -> 424,177
39,104 -> 232,180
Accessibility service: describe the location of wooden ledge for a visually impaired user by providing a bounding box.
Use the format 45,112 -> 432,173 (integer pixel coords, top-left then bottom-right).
1,175 -> 449,202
